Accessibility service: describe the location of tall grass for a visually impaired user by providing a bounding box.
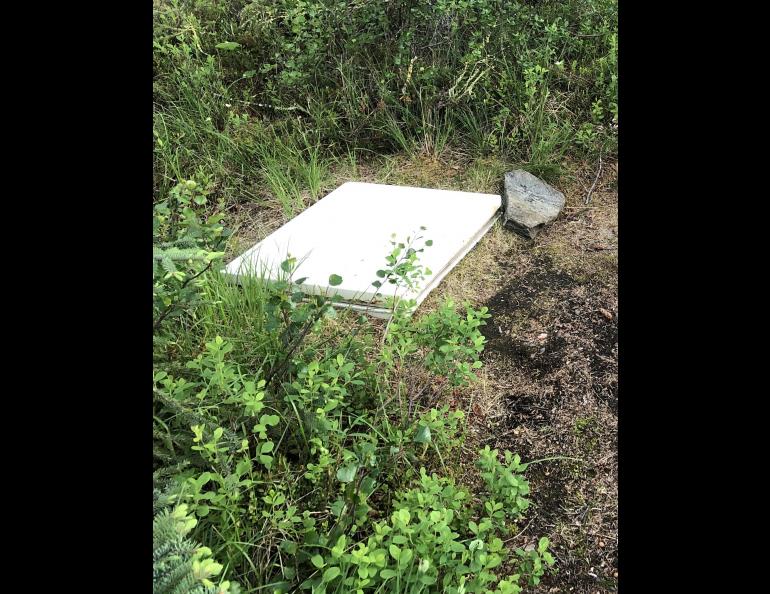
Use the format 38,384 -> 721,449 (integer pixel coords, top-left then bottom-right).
196,270 -> 281,368
154,0 -> 618,209
252,127 -> 328,217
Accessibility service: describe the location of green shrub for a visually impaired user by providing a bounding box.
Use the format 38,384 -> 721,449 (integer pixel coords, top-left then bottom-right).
153,503 -> 240,594
153,0 -> 618,207
415,300 -> 490,387
151,185 -> 562,590
153,177 -> 229,333
298,448 -> 552,594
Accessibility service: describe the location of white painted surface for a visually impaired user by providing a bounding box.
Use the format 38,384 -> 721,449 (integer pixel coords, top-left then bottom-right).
226,182 -> 501,316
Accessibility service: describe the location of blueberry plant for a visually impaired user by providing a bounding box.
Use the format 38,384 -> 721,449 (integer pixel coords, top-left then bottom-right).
153,220 -> 556,592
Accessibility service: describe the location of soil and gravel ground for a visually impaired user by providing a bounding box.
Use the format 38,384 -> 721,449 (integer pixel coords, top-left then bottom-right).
430,158 -> 618,594
228,154 -> 618,593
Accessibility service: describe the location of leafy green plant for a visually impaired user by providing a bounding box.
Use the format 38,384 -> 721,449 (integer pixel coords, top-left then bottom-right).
515,537 -> 556,587
410,406 -> 465,467
415,300 -> 490,387
153,503 -> 240,594
153,177 -> 229,332
284,352 -> 363,446
372,229 -> 433,308
477,446 -> 531,529
298,448 -> 547,594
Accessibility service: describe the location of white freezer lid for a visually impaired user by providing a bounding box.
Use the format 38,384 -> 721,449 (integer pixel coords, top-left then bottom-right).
226,181 -> 501,308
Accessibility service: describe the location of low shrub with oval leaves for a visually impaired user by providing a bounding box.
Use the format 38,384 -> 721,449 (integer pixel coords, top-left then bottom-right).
152,200 -> 557,592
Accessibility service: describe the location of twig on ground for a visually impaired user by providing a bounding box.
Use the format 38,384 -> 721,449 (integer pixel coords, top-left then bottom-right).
584,155 -> 604,205
596,451 -> 617,465
585,531 -> 618,541
524,455 -> 586,466
505,514 -> 538,544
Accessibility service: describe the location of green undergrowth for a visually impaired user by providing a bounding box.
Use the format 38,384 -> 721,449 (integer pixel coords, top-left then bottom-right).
154,1 -> 616,591
154,0 -> 617,207
154,179 -> 556,592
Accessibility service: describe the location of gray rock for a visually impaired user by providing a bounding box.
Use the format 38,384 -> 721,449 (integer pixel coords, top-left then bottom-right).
502,170 -> 565,239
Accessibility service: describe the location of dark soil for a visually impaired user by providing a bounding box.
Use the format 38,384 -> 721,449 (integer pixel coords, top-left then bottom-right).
482,259 -> 617,592
470,162 -> 618,593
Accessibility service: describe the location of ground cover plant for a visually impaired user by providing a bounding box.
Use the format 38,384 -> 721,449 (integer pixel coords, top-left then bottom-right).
153,1 -> 617,592
154,214 -> 554,593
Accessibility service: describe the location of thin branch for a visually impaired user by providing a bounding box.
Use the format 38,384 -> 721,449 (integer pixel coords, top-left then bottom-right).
584,154 -> 604,205
504,514 -> 538,544
263,306 -> 326,391
153,260 -> 214,331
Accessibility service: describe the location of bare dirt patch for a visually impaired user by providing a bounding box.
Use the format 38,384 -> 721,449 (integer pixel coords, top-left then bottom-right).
418,156 -> 617,592
482,255 -> 617,592
463,160 -> 618,593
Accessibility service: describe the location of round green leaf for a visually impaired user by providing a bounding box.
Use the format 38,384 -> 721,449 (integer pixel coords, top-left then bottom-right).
328,274 -> 343,286
336,464 -> 358,483
311,555 -> 325,569
414,424 -> 432,444
280,257 -> 297,273
322,566 -> 340,582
